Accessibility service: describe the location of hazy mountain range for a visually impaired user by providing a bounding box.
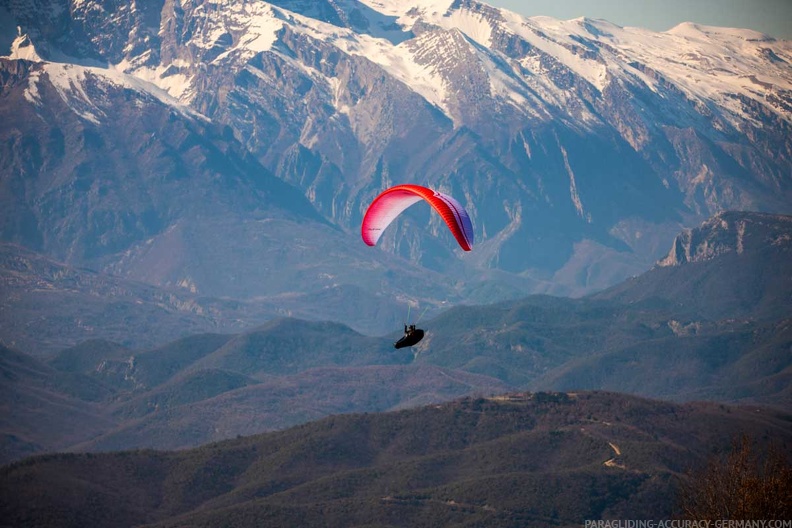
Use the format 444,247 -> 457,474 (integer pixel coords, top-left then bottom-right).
2,210 -> 789,465
2,0 -> 791,345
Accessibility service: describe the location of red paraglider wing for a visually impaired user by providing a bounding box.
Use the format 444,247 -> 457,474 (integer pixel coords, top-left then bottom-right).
361,184 -> 474,251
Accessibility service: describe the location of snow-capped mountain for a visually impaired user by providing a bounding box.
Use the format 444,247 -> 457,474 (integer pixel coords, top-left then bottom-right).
1,0 -> 791,310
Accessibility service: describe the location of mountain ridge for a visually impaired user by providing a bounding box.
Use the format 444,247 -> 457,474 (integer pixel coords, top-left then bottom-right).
1,211 -> 789,463
2,391 -> 790,527
594,210 -> 792,321
2,0 -> 790,308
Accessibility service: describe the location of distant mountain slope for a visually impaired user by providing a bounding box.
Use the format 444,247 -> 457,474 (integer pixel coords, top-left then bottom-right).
531,211 -> 792,403
2,211 -> 790,462
593,211 -> 792,321
413,211 -> 792,404
0,240 -> 448,355
0,53 -> 479,346
74,365 -> 510,453
2,392 -> 790,527
186,318 -> 399,377
2,0 -> 791,305
48,340 -> 131,374
0,316 -> 508,462
56,333 -> 236,392
534,317 -> 792,405
0,57 -> 324,260
0,345 -> 116,462
0,242 -> 262,354
417,297 -> 792,407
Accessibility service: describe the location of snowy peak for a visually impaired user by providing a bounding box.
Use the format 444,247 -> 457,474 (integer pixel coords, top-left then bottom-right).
6,31 -> 43,61
266,0 -> 347,27
2,0 -> 791,295
666,22 -> 774,43
4,0 -> 790,126
266,0 -> 419,36
13,56 -> 203,126
359,0 -> 455,19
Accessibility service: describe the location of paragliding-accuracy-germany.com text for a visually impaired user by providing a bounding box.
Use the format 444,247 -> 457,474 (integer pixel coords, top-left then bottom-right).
585,521 -> 792,528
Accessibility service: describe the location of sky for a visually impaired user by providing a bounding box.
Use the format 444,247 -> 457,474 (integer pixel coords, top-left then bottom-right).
487,0 -> 792,39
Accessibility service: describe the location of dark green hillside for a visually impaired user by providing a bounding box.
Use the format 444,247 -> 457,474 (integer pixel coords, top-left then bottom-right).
47,333 -> 234,394
0,243 -> 245,356
418,297 -> 791,405
126,333 -> 234,388
111,368 -> 260,419
1,318 -> 508,461
536,318 -> 792,406
72,365 -> 509,453
1,344 -> 110,402
0,345 -> 116,463
2,392 -> 790,528
417,296 -> 650,386
189,318 -> 409,377
48,339 -> 130,374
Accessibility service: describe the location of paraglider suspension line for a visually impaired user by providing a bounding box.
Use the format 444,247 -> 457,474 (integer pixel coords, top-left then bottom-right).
415,305 -> 430,325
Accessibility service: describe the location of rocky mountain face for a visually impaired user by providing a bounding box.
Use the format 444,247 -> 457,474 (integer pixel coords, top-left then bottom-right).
657,210 -> 792,267
1,0 -> 791,346
0,49 -> 474,341
594,211 -> 792,321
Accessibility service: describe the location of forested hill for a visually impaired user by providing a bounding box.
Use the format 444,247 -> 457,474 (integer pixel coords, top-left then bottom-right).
2,391 -> 790,527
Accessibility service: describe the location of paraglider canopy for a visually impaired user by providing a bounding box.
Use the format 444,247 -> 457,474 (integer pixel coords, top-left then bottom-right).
361,184 -> 474,251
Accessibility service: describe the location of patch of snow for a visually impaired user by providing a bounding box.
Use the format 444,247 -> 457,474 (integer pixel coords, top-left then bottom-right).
736,220 -> 745,254
36,0 -> 789,133
666,22 -> 772,42
331,0 -> 414,44
185,0 -> 283,57
556,137 -> 591,223
117,57 -> 196,102
43,63 -> 104,124
358,0 -> 454,18
584,20 -> 792,124
237,6 -> 283,53
23,58 -> 206,124
100,64 -> 208,120
23,69 -> 42,104
275,8 -> 455,116
355,3 -> 605,120
505,14 -> 610,92
6,33 -> 42,61
443,7 -> 494,47
326,75 -> 351,116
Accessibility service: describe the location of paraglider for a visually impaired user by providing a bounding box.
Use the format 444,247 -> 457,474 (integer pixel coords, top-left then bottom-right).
394,324 -> 424,349
394,306 -> 429,350
361,184 -> 474,349
361,184 -> 474,251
